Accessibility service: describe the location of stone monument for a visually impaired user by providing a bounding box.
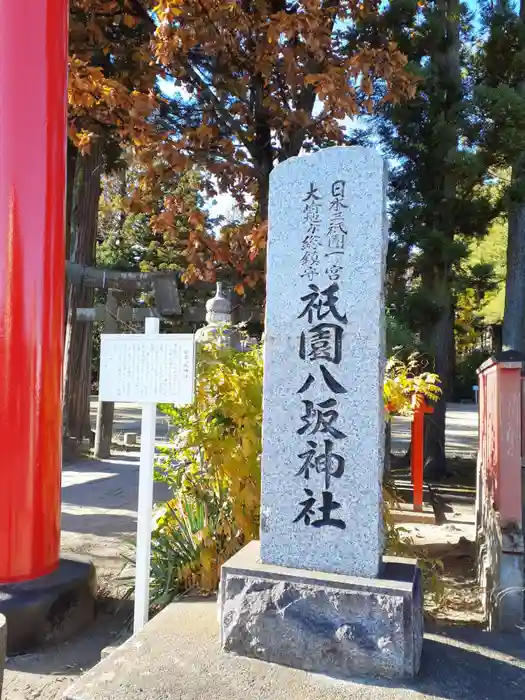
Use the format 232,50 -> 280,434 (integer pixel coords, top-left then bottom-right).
219,146 -> 423,679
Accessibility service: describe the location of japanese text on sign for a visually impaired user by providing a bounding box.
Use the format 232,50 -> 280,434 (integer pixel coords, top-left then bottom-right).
99,334 -> 195,404
294,180 -> 348,530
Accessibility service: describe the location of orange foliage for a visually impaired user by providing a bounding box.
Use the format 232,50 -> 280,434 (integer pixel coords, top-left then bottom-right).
68,1 -> 159,152
67,1 -> 417,289
149,1 -> 416,287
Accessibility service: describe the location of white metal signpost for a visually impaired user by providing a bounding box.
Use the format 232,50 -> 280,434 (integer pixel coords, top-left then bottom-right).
99,317 -> 196,633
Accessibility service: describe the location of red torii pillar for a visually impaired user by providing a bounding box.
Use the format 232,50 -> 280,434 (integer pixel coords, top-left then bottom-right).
0,1 -> 69,583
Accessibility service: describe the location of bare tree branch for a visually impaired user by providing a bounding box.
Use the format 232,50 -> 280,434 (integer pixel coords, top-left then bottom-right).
182,61 -> 258,160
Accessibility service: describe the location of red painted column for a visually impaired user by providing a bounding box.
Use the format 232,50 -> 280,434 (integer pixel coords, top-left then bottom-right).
0,1 -> 69,582
410,394 -> 433,512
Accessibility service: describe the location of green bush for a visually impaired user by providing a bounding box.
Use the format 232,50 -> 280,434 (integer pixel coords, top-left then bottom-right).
454,350 -> 488,401
151,341 -> 263,597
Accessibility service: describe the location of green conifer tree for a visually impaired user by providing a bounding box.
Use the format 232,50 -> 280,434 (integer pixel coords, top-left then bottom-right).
352,0 -> 495,476
474,0 -> 525,350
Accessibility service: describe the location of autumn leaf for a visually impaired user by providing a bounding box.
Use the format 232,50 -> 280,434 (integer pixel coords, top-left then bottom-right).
188,211 -> 205,229
69,0 -> 415,287
123,13 -> 137,28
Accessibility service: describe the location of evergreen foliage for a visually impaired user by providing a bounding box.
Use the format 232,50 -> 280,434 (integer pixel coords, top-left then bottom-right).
351,0 -> 496,475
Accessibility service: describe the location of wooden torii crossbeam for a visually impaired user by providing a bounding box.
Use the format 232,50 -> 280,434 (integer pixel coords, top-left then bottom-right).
66,262 -> 182,315
66,264 -> 182,458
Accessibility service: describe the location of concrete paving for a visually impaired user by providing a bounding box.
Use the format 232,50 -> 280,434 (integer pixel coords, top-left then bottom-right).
61,454 -> 171,591
64,599 -> 525,700
3,605 -> 131,700
391,404 -> 478,459
91,400 -> 480,457
3,403 -> 484,700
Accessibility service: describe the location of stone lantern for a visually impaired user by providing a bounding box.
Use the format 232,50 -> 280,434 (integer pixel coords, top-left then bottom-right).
195,282 -> 242,350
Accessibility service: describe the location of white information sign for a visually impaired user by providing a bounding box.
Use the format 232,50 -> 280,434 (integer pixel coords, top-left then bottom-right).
98,318 -> 196,634
99,333 -> 195,404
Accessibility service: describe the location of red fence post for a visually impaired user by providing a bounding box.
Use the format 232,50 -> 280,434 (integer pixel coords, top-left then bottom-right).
411,394 -> 433,512
0,1 -> 69,582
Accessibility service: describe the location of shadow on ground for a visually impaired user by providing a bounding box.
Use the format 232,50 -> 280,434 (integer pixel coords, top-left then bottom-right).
3,600 -> 133,700
62,599 -> 525,700
61,455 -> 171,537
410,627 -> 525,699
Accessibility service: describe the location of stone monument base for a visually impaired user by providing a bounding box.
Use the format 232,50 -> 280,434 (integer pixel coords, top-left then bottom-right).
0,557 -> 96,655
220,541 -> 423,679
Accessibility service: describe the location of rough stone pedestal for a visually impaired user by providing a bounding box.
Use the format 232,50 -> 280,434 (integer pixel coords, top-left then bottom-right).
0,557 -> 96,655
220,541 -> 423,679
0,614 -> 6,699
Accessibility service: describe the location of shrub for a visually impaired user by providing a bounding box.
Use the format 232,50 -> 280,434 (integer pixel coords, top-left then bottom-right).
386,311 -> 417,355
148,343 -> 441,604
384,353 -> 441,416
149,487 -> 232,602
152,341 -> 263,596
453,350 -> 488,402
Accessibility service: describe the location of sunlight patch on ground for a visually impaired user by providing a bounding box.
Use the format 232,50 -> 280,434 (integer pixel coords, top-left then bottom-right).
61,503 -> 137,519
62,471 -> 115,487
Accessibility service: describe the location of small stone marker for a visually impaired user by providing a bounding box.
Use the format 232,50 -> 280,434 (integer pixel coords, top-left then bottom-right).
260,146 -> 387,578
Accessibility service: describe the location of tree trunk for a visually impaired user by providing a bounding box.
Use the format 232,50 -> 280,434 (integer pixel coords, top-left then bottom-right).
420,0 -> 461,480
503,199 -> 525,351
64,143 -> 78,341
502,0 -> 525,352
65,141 -> 78,260
94,290 -> 120,458
258,171 -> 270,222
252,70 -> 273,222
63,136 -> 104,441
422,283 -> 455,480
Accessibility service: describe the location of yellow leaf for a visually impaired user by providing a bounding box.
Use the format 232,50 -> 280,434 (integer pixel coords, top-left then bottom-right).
199,548 -> 213,573
241,438 -> 252,458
